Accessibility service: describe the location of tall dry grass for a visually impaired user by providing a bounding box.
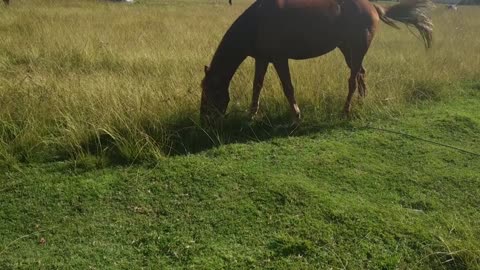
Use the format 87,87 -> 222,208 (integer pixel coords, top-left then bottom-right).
0,0 -> 479,163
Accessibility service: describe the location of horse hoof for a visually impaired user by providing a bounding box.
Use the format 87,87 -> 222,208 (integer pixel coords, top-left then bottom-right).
290,120 -> 300,129
291,114 -> 301,126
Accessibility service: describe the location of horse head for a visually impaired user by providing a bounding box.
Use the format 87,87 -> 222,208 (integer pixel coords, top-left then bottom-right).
200,66 -> 230,125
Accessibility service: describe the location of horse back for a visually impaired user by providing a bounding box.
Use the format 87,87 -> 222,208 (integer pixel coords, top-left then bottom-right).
253,0 -> 377,59
230,0 -> 379,59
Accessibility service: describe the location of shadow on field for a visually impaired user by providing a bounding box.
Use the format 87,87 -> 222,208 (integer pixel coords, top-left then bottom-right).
162,111 -> 351,156
73,105 -> 354,166
73,78 -> 471,165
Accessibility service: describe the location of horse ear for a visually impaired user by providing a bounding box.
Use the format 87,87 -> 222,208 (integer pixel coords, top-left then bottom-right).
204,65 -> 209,75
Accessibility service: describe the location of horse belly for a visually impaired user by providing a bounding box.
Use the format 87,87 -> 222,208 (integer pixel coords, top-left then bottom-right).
286,37 -> 339,60
255,8 -> 342,60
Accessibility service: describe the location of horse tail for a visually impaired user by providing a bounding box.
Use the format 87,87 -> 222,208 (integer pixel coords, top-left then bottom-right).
372,4 -> 399,29
373,0 -> 434,48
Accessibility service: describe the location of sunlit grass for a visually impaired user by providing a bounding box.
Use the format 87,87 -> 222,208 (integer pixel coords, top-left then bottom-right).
0,0 -> 479,163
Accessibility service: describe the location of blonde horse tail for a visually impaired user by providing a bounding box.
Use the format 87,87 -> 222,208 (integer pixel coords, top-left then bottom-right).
373,0 -> 434,48
373,4 -> 399,29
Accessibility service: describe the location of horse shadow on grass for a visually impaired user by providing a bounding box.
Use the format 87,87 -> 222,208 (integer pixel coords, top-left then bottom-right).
161,109 -> 355,156
76,99 -> 363,165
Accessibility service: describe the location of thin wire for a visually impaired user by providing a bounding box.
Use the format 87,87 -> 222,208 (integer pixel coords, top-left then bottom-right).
365,126 -> 480,157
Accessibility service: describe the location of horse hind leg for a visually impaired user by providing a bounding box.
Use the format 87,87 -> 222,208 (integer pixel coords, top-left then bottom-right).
357,66 -> 367,97
344,46 -> 368,115
341,29 -> 373,114
250,59 -> 269,119
339,45 -> 367,98
273,59 -> 301,123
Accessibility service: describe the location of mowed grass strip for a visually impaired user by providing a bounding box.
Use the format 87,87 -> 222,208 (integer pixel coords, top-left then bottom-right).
1,86 -> 479,269
1,1 -> 480,163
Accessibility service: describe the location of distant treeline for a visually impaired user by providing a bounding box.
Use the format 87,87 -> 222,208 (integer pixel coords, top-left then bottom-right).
434,0 -> 479,4
458,0 -> 480,4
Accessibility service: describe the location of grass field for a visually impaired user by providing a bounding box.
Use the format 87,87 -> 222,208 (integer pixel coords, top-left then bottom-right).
1,0 -> 480,269
1,0 -> 479,163
1,83 -> 480,269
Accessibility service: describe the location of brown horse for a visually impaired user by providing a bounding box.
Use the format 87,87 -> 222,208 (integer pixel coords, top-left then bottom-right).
201,0 -> 433,124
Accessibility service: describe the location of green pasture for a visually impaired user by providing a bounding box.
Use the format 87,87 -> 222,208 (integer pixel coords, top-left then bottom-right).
1,84 -> 480,269
1,1 -> 479,269
0,0 -> 479,162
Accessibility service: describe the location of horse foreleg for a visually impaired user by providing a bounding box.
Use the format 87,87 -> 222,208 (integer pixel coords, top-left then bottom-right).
273,59 -> 301,123
250,59 -> 269,119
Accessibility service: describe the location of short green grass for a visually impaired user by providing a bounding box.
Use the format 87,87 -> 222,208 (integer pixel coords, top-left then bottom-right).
1,84 -> 479,269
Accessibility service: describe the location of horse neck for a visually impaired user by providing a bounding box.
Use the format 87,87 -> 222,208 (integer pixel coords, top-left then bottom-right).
207,2 -> 258,87
208,38 -> 248,88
